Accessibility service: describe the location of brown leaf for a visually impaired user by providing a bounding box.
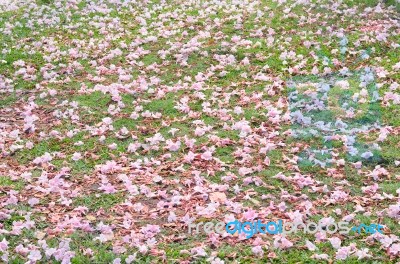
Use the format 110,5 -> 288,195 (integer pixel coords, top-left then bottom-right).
209,192 -> 227,203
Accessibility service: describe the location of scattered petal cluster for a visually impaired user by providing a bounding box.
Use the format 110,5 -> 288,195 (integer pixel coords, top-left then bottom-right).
0,0 -> 400,263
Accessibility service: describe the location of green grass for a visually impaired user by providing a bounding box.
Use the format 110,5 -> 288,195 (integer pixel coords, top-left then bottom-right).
1,0 -> 399,262
73,192 -> 125,211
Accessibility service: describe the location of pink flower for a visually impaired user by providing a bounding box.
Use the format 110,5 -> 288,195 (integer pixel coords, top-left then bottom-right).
99,183 -> 116,194
102,117 -> 113,125
141,224 -> 160,238
336,246 -> 352,260
242,209 -> 258,221
127,143 -> 140,153
168,212 -> 177,222
108,143 -> 117,150
210,257 -> 224,264
355,248 -> 372,259
184,151 -> 196,163
195,127 -> 206,136
306,240 -> 317,251
387,203 -> 400,219
133,203 -> 144,212
99,160 -> 121,174
15,244 -> 29,256
312,254 -> 329,260
166,139 -> 181,151
28,198 -> 40,207
329,237 -> 342,249
25,141 -> 34,149
184,136 -> 196,148
330,190 -> 348,202
389,243 -> 400,255
201,151 -> 213,161
125,254 -> 137,264
238,167 -> 252,176
274,236 -> 293,249
251,245 -> 264,256
33,152 -> 52,165
72,152 -> 82,161
264,156 -> 271,166
280,237 -> 293,249
83,248 -> 94,256
28,250 -> 42,262
190,246 -> 207,257
112,258 -> 121,264
0,238 -> 8,252
242,57 -> 250,65
169,128 -> 179,136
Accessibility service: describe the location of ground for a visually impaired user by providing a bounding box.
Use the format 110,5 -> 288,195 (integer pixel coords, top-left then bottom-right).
0,0 -> 400,263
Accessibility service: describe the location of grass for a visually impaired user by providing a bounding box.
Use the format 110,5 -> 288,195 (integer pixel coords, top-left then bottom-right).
73,193 -> 125,211
1,0 -> 400,263
0,176 -> 25,192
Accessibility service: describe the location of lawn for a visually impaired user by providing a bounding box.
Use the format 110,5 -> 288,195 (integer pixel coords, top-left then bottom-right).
0,0 -> 400,263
